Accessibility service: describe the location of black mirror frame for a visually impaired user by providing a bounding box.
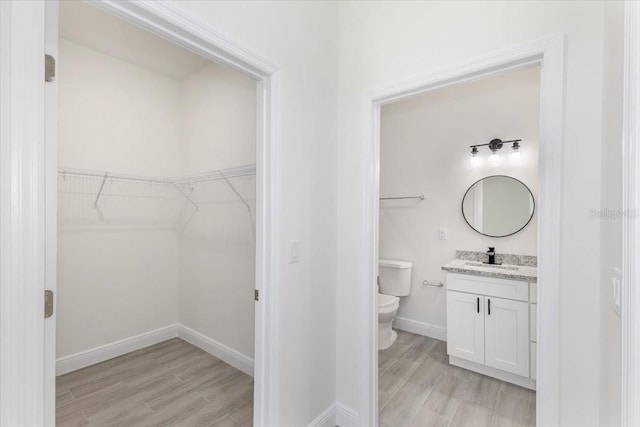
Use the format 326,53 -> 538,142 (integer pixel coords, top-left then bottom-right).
461,174 -> 535,238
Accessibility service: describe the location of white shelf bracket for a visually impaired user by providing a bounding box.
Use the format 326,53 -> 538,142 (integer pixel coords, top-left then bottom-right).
221,172 -> 250,213
172,182 -> 199,211
94,173 -> 108,208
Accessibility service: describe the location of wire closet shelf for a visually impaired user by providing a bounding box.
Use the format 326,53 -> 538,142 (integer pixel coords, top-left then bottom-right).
57,163 -> 256,211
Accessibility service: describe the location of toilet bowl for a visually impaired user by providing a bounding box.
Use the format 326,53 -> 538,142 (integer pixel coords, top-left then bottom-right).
378,293 -> 400,350
377,259 -> 412,350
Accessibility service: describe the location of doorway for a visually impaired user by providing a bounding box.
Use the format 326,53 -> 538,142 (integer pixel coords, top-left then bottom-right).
359,36 -> 565,426
377,67 -> 540,426
43,1 -> 281,426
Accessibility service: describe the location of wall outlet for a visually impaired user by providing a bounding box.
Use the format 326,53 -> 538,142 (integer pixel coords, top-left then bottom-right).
438,228 -> 448,240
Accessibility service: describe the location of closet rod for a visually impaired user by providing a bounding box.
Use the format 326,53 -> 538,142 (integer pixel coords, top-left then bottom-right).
58,168 -> 171,185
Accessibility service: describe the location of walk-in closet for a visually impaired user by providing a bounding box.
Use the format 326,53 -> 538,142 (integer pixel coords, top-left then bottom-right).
55,2 -> 257,425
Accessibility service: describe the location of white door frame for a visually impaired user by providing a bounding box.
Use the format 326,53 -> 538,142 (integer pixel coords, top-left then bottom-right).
361,34 -> 565,426
0,2 -> 47,425
622,1 -> 640,426
0,1 -> 282,426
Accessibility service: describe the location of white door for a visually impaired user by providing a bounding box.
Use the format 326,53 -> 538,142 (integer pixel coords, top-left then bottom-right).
484,296 -> 530,377
446,291 -> 485,364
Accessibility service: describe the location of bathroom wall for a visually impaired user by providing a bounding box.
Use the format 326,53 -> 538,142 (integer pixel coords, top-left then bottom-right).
599,1 -> 624,425
57,39 -> 182,358
178,62 -> 257,359
379,67 -> 539,333
336,2 -> 609,424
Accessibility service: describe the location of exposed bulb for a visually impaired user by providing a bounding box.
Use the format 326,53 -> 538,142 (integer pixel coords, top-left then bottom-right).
489,151 -> 501,165
511,141 -> 521,162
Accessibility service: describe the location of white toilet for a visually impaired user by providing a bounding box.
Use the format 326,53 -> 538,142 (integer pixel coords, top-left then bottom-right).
378,259 -> 412,350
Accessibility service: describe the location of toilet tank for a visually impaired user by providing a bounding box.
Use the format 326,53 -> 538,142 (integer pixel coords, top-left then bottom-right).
378,259 -> 412,297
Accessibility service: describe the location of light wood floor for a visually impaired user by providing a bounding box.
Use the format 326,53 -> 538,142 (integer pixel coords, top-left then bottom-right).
379,330 -> 536,427
56,338 -> 253,427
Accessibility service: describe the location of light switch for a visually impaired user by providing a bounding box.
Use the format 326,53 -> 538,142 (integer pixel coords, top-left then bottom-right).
290,240 -> 300,263
438,228 -> 448,240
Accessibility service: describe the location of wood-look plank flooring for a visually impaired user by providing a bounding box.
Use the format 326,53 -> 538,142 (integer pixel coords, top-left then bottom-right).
56,338 -> 253,427
379,331 -> 535,427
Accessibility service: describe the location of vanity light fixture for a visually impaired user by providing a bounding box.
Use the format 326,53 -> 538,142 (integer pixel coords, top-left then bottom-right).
469,138 -> 522,162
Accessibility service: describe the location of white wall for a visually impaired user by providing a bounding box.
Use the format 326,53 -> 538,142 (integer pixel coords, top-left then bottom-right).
58,38 -> 259,365
167,2 -> 340,425
380,68 -> 539,330
57,39 -> 182,357
599,2 -> 624,426
178,63 -> 257,359
336,2 -> 608,425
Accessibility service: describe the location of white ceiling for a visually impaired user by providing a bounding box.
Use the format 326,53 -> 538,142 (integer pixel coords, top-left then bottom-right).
59,1 -> 211,81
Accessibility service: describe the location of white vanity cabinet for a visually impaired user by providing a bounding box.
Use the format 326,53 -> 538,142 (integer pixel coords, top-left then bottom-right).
446,272 -> 536,389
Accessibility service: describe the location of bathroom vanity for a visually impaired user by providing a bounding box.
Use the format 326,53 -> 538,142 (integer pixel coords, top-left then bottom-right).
442,252 -> 537,390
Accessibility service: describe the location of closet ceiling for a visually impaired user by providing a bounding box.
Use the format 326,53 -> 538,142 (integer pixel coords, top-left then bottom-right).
59,1 -> 211,80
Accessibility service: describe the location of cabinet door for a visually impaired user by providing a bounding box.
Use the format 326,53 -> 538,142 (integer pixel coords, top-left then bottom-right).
446,291 -> 484,364
484,296 -> 530,376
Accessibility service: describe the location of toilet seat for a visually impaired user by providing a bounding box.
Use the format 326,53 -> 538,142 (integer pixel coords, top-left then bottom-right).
378,293 -> 399,309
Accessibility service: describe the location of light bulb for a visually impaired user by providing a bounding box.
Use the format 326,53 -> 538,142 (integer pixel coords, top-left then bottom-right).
470,155 -> 480,168
489,151 -> 501,165
511,141 -> 521,162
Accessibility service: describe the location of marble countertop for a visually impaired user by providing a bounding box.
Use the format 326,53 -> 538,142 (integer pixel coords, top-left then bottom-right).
441,258 -> 537,283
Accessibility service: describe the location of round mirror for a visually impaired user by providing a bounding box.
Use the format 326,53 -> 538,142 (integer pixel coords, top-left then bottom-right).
461,175 -> 534,237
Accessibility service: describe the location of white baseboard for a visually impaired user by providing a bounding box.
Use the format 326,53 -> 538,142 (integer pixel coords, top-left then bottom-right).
56,324 -> 180,375
393,316 -> 447,341
336,402 -> 359,427
308,402 -> 337,427
178,324 -> 254,377
56,323 -> 254,378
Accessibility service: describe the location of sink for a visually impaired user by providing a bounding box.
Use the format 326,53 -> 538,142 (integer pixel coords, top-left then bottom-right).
463,261 -> 520,271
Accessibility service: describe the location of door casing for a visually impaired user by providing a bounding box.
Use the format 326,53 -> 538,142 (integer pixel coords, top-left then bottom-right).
0,1 -> 283,425
361,34 -> 565,427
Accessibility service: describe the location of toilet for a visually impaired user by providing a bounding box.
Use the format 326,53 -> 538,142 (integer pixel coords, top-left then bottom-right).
378,259 -> 412,350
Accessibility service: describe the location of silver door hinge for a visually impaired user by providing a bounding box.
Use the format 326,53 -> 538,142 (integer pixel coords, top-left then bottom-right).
45,54 -> 55,82
44,290 -> 54,318
254,289 -> 259,302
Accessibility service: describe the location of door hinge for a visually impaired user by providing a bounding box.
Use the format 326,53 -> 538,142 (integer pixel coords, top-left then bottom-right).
254,289 -> 259,302
44,290 -> 54,318
45,54 -> 55,82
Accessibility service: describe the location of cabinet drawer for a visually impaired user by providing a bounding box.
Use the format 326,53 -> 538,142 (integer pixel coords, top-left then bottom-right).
530,282 -> 537,303
531,342 -> 537,380
530,303 -> 537,342
447,273 -> 529,301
